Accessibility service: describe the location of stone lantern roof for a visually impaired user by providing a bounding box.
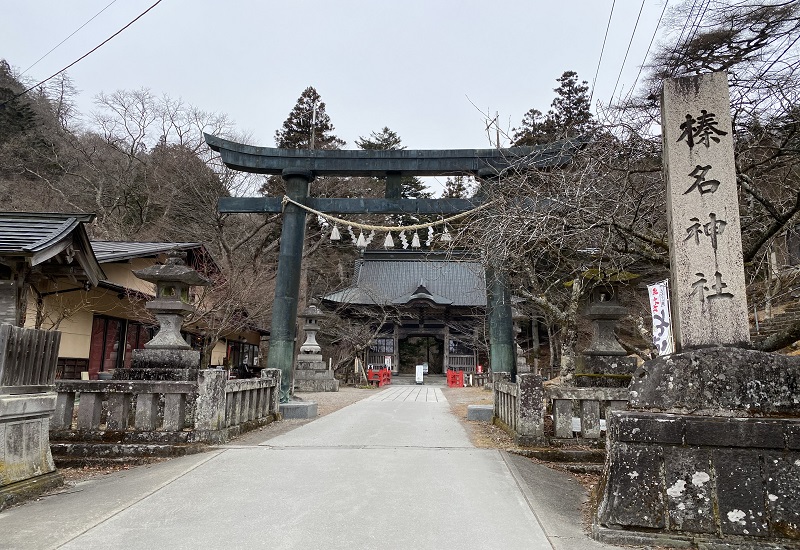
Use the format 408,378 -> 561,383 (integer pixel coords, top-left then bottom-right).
133,251 -> 211,286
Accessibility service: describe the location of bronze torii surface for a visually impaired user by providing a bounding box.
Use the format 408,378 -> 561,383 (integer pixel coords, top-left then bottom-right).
206,133 -> 578,401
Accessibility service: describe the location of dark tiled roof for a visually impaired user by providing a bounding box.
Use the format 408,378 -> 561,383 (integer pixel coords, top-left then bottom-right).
0,212 -> 94,253
0,212 -> 104,284
323,252 -> 486,307
91,241 -> 202,263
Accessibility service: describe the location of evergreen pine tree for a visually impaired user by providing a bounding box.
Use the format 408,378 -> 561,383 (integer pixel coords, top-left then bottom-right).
441,175 -> 471,198
355,126 -> 402,151
275,86 -> 345,150
356,127 -> 431,199
512,71 -> 594,146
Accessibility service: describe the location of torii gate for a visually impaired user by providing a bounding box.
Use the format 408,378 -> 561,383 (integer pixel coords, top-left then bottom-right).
205,134 -> 577,401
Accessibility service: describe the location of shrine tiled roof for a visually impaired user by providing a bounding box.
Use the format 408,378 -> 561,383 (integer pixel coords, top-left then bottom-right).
0,212 -> 104,284
0,212 -> 94,254
322,251 -> 486,307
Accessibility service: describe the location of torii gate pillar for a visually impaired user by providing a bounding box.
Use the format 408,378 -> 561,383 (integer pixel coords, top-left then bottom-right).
267,169 -> 312,402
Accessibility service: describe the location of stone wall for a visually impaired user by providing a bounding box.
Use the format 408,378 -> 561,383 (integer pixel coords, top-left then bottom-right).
594,348 -> 800,548
596,411 -> 800,546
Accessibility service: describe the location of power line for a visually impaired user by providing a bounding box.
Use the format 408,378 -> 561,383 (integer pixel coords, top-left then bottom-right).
21,0 -> 120,77
621,0 -> 670,105
1,0 -> 163,107
679,0 -> 711,70
609,0 -> 647,104
667,0 -> 701,72
589,0 -> 616,107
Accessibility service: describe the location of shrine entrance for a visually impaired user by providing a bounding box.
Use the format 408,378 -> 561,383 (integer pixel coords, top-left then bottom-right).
399,335 -> 444,375
205,133 -> 581,401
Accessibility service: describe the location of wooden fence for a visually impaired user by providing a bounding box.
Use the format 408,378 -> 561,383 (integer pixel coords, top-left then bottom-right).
0,324 -> 60,388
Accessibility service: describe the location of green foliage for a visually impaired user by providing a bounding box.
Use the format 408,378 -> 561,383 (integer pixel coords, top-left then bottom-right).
512,71 -> 594,146
441,175 -> 472,199
274,86 -> 345,150
356,126 -> 431,199
355,126 -> 402,150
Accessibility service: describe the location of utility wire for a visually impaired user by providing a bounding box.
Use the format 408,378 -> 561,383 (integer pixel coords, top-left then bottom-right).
609,0 -> 647,104
679,0 -> 711,70
21,0 -> 120,76
1,0 -> 163,108
667,0 -> 700,72
621,0 -> 670,105
589,0 -> 616,107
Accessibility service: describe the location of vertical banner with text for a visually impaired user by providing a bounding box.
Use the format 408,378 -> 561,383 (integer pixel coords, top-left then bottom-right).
648,279 -> 674,355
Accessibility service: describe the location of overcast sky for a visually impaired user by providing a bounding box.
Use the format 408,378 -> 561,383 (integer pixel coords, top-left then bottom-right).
2,0 -> 670,191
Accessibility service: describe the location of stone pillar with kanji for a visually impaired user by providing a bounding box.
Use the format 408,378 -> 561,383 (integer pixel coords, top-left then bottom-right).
662,71 -> 749,349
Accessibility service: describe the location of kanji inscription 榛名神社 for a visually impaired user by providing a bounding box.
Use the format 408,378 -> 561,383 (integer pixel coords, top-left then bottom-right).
661,71 -> 750,349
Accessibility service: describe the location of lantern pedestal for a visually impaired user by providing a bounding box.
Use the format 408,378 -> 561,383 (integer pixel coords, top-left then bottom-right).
114,349 -> 201,381
293,305 -> 339,393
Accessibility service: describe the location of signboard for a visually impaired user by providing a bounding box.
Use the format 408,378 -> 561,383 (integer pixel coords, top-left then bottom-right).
648,280 -> 674,355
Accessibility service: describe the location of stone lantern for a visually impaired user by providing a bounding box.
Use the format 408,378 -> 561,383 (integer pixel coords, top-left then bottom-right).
584,286 -> 627,356
293,303 -> 339,392
576,285 -> 636,387
299,304 -> 324,357
114,250 -> 210,381
511,307 -> 530,375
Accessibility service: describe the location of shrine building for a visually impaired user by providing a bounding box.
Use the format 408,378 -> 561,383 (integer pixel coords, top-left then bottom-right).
322,250 -> 486,375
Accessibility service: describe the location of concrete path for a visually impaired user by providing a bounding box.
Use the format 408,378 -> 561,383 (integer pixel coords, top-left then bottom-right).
0,386 -> 621,550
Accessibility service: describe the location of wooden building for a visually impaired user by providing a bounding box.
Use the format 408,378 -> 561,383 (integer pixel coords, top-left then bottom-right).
322,250 -> 487,375
0,212 -> 265,380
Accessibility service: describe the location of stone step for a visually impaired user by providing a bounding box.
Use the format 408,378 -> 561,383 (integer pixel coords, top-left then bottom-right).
294,379 -> 339,392
294,370 -> 337,380
511,448 -> 606,463
51,442 -> 208,464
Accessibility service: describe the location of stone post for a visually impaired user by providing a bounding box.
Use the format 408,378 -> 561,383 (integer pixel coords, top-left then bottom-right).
266,169 -> 312,403
516,373 -> 545,445
662,71 -> 749,349
194,369 -> 226,434
594,72 -> 800,549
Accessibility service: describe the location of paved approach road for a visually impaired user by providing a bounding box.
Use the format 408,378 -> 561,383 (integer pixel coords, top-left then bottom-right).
1,386 -> 620,549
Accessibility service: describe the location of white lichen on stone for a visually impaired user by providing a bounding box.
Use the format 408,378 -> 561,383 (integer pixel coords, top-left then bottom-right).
727,509 -> 747,525
667,479 -> 687,498
691,471 -> 710,487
